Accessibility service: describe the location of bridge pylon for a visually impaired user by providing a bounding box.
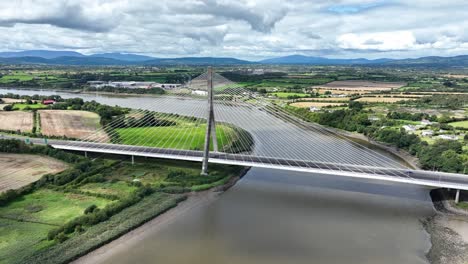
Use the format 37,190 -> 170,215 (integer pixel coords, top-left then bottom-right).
201,66 -> 218,175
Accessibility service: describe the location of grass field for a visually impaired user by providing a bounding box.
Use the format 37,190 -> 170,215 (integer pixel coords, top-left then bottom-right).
79,181 -> 138,197
12,103 -> 48,110
313,80 -> 406,91
270,92 -> 309,98
0,218 -> 53,264
0,154 -> 68,193
116,123 -> 237,150
299,97 -> 351,102
39,110 -> 106,140
290,102 -> 346,108
316,89 -> 372,95
0,189 -> 112,225
0,111 -> 33,132
356,97 -> 416,103
449,120 -> 468,128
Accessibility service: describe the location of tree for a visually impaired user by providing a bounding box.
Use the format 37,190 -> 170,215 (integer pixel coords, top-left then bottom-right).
349,101 -> 363,111
439,150 -> 462,173
3,105 -> 12,111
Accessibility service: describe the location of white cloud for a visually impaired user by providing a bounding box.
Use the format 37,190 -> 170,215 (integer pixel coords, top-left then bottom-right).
337,31 -> 418,51
0,0 -> 466,59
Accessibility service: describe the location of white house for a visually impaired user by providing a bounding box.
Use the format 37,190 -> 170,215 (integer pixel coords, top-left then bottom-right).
421,130 -> 434,137
402,125 -> 416,132
420,120 -> 433,126
309,106 -> 321,112
191,90 -> 208,96
438,135 -> 459,141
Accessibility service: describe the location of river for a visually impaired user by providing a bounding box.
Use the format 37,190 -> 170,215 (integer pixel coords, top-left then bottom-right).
0,88 -> 435,263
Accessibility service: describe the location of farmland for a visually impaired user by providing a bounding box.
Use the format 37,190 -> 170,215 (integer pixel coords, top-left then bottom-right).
270,92 -> 309,98
39,110 -> 106,140
0,154 -> 68,193
0,138 -> 245,264
449,120 -> 468,128
0,189 -> 113,263
0,111 -> 33,132
289,102 -> 346,108
116,123 -> 238,151
12,103 -> 47,110
0,189 -> 112,224
313,80 -> 406,91
355,97 -> 417,103
299,97 -> 350,102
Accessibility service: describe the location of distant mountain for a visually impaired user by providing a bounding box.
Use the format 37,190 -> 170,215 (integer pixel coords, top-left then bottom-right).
385,55 -> 468,67
89,52 -> 156,62
144,57 -> 252,65
0,50 -> 466,66
0,50 -> 84,59
259,55 -> 393,65
0,56 -> 131,65
0,55 -> 252,66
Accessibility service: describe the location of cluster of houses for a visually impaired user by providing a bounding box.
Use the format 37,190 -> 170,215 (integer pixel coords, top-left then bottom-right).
402,120 -> 462,141
87,81 -> 182,90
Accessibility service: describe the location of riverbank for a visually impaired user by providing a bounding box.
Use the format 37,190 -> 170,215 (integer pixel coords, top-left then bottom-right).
318,125 -> 420,169
425,189 -> 468,264
71,166 -> 250,264
0,86 -> 179,98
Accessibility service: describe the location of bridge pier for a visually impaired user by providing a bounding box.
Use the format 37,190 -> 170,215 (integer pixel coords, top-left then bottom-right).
131,155 -> 135,165
455,189 -> 460,204
84,151 -> 88,158
201,66 -> 216,175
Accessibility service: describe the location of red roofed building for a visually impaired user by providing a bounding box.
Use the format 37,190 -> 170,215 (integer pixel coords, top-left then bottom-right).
42,99 -> 56,105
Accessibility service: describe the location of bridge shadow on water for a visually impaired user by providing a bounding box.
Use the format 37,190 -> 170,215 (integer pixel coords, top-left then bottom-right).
235,167 -> 435,216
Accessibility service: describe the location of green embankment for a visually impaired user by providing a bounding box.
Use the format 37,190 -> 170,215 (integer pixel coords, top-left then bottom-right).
15,192 -> 185,264
0,139 -> 245,264
0,189 -> 112,225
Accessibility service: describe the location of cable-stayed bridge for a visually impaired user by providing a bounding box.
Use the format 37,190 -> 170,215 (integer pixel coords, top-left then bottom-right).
46,68 -> 468,194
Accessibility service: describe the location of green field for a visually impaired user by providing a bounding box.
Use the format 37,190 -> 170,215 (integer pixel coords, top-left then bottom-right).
0,189 -> 113,264
116,123 -> 237,150
270,92 -> 309,98
0,189 -> 112,225
449,120 -> 468,128
12,103 -> 48,110
0,218 -> 53,264
0,73 -> 35,83
79,181 -> 138,197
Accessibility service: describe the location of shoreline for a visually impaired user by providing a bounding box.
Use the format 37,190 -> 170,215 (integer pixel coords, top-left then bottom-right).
424,189 -> 468,264
72,167 -> 250,264
325,126 -> 421,169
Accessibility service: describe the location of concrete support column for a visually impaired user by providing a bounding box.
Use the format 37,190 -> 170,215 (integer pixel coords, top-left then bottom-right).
211,114 -> 218,152
131,155 -> 135,165
455,189 -> 461,204
84,151 -> 88,158
201,67 -> 215,175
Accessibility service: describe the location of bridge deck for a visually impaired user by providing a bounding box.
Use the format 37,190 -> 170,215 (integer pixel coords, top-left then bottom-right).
46,140 -> 468,191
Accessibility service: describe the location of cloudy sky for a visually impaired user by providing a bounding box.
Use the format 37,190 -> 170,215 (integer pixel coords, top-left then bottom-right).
0,0 -> 467,60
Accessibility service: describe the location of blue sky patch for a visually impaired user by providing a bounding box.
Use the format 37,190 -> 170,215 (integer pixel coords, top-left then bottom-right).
327,1 -> 392,14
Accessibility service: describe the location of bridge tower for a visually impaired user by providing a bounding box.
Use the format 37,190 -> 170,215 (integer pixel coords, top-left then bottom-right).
201,67 -> 218,175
